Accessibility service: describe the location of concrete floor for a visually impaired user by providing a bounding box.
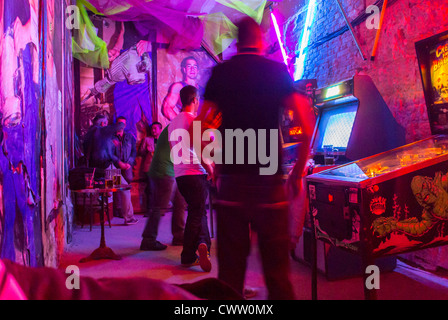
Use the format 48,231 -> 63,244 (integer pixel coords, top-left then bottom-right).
59,211 -> 448,300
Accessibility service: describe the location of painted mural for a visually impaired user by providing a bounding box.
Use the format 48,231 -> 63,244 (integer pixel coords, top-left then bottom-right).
0,0 -> 73,267
156,48 -> 217,128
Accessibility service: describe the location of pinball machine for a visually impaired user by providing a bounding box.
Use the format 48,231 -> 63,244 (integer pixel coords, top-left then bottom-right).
291,75 -> 406,280
304,32 -> 448,296
306,135 -> 448,299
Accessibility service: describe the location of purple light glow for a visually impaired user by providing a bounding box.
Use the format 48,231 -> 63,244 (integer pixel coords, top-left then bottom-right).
270,12 -> 288,67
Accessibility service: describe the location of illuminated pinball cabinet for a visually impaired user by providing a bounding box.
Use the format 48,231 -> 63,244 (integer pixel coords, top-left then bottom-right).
416,29 -> 448,135
306,135 -> 448,298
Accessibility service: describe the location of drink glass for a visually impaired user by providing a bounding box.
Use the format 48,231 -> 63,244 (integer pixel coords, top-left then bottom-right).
105,179 -> 113,188
85,173 -> 94,189
323,145 -> 338,165
113,174 -> 121,186
105,169 -> 113,180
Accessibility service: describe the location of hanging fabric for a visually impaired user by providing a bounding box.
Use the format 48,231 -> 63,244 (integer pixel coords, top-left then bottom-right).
71,0 -> 110,69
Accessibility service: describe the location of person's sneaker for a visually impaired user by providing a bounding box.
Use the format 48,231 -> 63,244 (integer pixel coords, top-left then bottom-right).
198,243 -> 212,272
124,218 -> 138,225
140,240 -> 167,251
243,287 -> 258,299
181,258 -> 200,268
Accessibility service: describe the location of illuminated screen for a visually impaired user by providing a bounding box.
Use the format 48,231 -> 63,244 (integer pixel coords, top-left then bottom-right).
314,102 -> 358,151
322,112 -> 356,148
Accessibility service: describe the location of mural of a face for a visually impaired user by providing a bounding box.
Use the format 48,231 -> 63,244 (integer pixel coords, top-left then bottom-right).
183,58 -> 198,81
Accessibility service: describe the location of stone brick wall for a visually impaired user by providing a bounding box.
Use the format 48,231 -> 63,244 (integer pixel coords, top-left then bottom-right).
280,0 -> 448,143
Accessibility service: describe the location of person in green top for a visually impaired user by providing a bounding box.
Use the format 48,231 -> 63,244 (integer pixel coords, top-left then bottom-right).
140,125 -> 186,250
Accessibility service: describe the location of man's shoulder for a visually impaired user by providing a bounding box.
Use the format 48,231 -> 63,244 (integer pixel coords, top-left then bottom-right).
124,131 -> 136,141
170,112 -> 194,128
168,82 -> 184,93
220,54 -> 286,71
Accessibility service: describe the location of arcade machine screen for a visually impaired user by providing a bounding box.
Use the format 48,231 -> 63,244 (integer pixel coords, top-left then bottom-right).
311,75 -> 405,165
313,102 -> 357,153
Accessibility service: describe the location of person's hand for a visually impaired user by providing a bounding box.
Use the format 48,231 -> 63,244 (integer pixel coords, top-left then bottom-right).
208,111 -> 222,130
108,48 -> 120,62
136,40 -> 149,56
204,163 -> 216,186
118,161 -> 131,170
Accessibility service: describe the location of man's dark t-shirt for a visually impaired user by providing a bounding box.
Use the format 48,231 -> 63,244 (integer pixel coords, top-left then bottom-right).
203,54 -> 295,176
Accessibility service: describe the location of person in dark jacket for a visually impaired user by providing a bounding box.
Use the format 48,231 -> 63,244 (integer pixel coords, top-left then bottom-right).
83,114 -> 137,225
112,116 -> 138,225
114,116 -> 137,183
84,114 -> 126,171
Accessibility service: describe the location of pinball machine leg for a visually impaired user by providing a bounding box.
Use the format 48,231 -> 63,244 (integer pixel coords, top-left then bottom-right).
310,212 -> 318,300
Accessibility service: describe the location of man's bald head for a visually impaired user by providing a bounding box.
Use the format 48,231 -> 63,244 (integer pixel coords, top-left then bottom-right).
236,17 -> 263,53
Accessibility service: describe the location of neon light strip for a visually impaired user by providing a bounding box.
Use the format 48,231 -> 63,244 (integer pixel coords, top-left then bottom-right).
270,12 -> 288,67
294,0 -> 317,80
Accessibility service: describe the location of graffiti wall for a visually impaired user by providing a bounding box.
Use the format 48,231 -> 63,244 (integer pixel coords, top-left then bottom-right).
0,0 -> 74,267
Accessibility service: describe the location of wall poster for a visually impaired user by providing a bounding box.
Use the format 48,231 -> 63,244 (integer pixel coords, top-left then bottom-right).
156,47 -> 218,128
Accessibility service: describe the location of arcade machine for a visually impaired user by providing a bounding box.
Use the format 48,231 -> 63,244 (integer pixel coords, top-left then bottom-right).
281,79 -> 317,174
416,29 -> 448,135
311,74 -> 406,165
294,74 -> 406,280
306,134 -> 448,298
301,29 -> 448,298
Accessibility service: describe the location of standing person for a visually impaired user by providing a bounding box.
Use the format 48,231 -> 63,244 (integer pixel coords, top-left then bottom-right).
196,17 -> 315,299
138,121 -> 163,177
161,56 -> 204,121
113,116 -> 138,225
83,114 -> 109,165
114,116 -> 137,184
140,124 -> 186,251
84,117 -> 138,225
150,122 -> 163,141
137,121 -> 162,213
168,85 -> 212,272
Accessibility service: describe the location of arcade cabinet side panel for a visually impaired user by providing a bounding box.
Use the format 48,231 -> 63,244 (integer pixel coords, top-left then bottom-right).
346,75 -> 406,161
368,159 -> 448,258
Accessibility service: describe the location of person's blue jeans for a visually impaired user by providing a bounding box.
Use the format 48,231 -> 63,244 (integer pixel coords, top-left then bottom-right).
175,174 -> 211,264
141,176 -> 186,244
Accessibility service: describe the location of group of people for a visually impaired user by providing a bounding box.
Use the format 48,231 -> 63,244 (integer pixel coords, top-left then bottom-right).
82,17 -> 315,300
83,114 -> 138,225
